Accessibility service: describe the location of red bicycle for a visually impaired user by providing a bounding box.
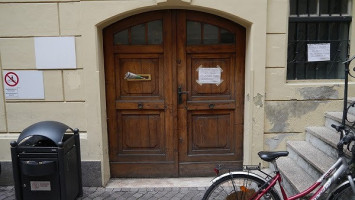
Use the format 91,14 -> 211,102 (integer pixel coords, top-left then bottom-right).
202,125 -> 355,199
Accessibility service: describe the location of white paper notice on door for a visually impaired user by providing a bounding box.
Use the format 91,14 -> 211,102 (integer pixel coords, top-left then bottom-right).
307,43 -> 330,62
196,65 -> 223,86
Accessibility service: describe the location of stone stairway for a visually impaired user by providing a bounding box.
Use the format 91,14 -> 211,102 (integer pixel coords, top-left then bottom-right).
277,99 -> 355,196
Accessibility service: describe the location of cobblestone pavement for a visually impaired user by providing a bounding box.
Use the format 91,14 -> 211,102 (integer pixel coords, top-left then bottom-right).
0,186 -> 207,200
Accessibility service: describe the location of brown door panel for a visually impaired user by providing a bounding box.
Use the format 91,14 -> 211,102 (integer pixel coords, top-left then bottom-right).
180,111 -> 242,162
111,110 -> 171,162
187,54 -> 235,101
116,101 -> 165,110
115,54 -> 164,100
186,100 -> 236,110
110,163 -> 176,178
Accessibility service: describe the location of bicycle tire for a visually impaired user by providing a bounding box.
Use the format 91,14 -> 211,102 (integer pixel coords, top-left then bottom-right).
328,180 -> 355,200
202,173 -> 281,200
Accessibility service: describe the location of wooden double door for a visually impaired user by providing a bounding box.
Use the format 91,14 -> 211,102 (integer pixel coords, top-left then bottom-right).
104,10 -> 245,177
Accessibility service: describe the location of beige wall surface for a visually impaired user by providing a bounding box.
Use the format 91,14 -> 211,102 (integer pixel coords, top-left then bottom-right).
0,0 -> 354,185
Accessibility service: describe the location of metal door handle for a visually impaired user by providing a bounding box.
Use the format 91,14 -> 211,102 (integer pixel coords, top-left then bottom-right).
178,85 -> 188,104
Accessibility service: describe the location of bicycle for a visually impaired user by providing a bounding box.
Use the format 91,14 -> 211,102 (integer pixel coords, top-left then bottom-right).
202,55 -> 355,200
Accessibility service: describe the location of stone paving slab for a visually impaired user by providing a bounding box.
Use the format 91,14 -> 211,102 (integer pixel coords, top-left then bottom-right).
0,186 -> 208,200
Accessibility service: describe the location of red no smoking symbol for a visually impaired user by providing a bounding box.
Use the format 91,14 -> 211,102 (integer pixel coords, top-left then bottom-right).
4,72 -> 19,87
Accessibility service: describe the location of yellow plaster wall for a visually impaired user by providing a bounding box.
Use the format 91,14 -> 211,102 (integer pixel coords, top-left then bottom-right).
59,2 -> 81,36
265,100 -> 343,133
0,38 -> 36,69
63,69 -> 85,101
6,102 -> 86,132
0,3 -> 59,37
0,57 -> 6,133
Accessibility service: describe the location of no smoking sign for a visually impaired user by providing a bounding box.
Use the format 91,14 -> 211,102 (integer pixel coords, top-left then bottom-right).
3,70 -> 44,99
5,72 -> 19,87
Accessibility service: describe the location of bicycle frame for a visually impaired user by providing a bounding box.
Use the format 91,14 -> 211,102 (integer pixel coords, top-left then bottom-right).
253,157 -> 351,200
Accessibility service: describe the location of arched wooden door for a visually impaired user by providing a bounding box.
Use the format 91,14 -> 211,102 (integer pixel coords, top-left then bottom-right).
104,10 -> 245,177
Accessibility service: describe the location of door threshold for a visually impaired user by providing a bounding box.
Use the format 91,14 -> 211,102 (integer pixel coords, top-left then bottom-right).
105,177 -> 214,188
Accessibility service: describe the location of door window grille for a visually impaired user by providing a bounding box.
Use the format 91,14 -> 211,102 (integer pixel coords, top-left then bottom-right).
186,21 -> 235,45
113,20 -> 163,45
287,0 -> 352,80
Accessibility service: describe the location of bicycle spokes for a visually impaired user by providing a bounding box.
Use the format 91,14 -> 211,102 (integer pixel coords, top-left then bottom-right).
226,188 -> 256,200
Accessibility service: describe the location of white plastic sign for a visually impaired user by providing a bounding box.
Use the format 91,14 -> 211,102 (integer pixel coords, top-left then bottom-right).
35,37 -> 77,69
3,70 -> 44,99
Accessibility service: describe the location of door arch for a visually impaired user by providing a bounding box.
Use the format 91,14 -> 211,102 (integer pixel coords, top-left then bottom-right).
103,10 -> 245,177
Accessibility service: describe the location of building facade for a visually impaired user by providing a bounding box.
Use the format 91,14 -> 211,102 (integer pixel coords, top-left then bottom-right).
0,0 -> 354,186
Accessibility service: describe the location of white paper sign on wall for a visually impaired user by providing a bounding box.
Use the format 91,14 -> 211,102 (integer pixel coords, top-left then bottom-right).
35,37 -> 77,69
3,70 -> 44,99
307,43 -> 331,62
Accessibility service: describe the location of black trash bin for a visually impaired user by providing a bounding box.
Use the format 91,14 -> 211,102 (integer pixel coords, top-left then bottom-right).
10,121 -> 83,200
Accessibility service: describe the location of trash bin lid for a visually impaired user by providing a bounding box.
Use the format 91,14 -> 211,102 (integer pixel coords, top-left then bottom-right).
17,121 -> 73,146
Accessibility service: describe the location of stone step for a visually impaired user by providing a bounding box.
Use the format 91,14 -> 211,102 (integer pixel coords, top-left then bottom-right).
306,126 -> 352,159
306,126 -> 340,160
287,141 -> 336,180
277,157 -> 315,196
347,98 -> 355,116
325,112 -> 355,130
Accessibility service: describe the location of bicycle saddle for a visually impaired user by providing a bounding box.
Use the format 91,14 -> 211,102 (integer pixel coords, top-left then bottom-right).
258,151 -> 289,162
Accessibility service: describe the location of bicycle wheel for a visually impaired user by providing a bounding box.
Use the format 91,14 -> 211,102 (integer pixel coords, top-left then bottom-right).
202,173 -> 281,200
328,181 -> 355,200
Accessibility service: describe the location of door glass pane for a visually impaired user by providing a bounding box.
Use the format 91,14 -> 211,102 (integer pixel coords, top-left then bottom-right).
220,29 -> 235,44
309,0 -> 318,15
148,20 -> 163,44
320,0 -> 330,15
203,24 -> 219,44
131,24 -> 146,45
114,29 -> 129,45
187,21 -> 201,45
341,0 -> 349,14
330,0 -> 341,14
298,0 -> 308,15
290,0 -> 297,15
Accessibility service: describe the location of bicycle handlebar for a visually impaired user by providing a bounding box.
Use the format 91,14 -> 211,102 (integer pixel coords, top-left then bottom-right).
332,124 -> 355,157
331,124 -> 343,132
340,133 -> 355,146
